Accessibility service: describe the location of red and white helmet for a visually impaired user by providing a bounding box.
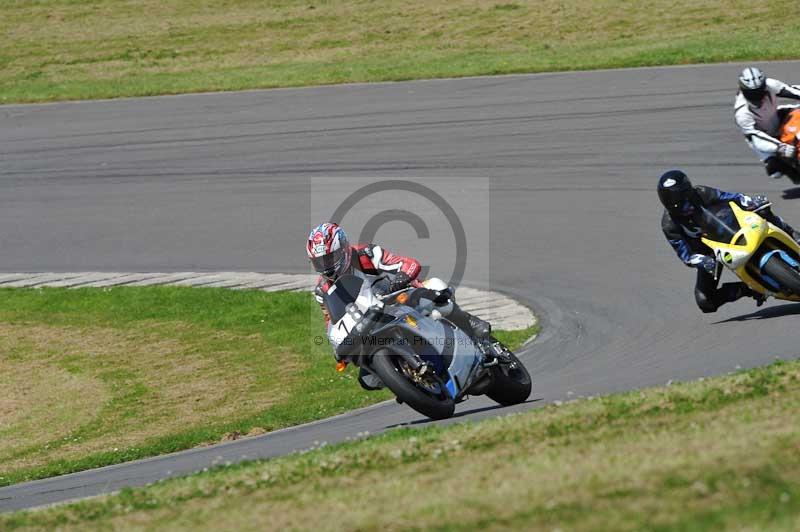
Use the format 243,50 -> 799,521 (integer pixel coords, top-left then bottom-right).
306,222 -> 352,280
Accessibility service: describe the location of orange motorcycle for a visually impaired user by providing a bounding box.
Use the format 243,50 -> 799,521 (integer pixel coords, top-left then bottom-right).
778,108 -> 800,184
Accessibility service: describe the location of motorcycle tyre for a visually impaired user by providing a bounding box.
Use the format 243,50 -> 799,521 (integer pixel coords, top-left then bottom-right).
762,254 -> 800,295
486,347 -> 532,406
371,349 -> 456,420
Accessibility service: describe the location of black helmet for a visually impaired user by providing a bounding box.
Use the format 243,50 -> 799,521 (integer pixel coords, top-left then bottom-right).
658,170 -> 700,216
738,67 -> 767,105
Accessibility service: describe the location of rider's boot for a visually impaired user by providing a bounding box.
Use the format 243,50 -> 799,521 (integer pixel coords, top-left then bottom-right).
737,284 -> 767,307
447,303 -> 491,340
749,289 -> 767,307
776,220 -> 800,244
752,292 -> 768,307
765,157 -> 785,179
784,225 -> 800,244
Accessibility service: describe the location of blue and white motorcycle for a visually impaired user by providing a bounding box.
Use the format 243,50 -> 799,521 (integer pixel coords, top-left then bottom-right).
323,274 -> 531,419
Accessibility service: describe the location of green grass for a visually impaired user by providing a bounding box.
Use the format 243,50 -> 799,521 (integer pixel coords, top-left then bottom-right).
2,0 -> 799,103
0,286 -> 535,487
491,325 -> 536,351
4,358 -> 800,530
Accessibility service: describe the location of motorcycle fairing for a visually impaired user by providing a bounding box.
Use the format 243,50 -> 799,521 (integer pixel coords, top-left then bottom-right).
329,273 -> 484,400
701,202 -> 800,300
383,306 -> 482,399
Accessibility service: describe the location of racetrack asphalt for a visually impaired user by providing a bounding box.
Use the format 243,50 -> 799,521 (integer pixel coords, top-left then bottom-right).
2,60 -> 800,512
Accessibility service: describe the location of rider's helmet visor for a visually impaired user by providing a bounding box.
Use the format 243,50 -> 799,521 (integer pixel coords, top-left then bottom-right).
665,200 -> 694,217
311,247 -> 351,280
742,87 -> 766,105
677,199 -> 695,215
661,185 -> 699,217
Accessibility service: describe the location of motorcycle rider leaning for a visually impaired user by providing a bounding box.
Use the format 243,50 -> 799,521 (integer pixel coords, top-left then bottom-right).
734,66 -> 800,178
306,222 -> 491,389
658,170 -> 800,313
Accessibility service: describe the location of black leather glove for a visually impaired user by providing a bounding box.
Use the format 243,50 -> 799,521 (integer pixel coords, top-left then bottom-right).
433,287 -> 453,304
688,254 -> 716,273
740,194 -> 769,211
701,256 -> 717,274
778,143 -> 797,160
386,271 -> 412,294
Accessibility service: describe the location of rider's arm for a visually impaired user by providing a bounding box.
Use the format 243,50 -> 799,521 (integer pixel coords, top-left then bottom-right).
769,78 -> 800,100
662,211 -> 695,266
358,244 -> 421,292
695,186 -> 761,210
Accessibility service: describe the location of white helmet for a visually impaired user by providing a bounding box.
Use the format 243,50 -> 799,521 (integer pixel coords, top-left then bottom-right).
738,67 -> 767,104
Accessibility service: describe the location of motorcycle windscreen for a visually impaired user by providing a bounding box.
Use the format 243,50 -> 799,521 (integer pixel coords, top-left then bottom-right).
322,274 -> 364,324
699,204 -> 741,243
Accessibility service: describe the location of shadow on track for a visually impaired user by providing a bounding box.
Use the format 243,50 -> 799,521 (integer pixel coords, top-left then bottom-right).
781,187 -> 800,200
713,302 -> 800,323
385,398 -> 542,428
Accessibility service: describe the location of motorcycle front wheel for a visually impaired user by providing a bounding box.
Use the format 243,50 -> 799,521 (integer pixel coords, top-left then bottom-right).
371,349 -> 455,420
486,348 -> 532,406
762,254 -> 800,295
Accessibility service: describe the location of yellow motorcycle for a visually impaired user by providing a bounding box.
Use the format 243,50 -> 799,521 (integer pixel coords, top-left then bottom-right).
699,201 -> 800,300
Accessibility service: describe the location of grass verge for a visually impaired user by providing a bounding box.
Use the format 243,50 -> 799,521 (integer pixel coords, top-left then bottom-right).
2,0 -> 800,103
0,286 -> 535,487
4,358 -> 800,530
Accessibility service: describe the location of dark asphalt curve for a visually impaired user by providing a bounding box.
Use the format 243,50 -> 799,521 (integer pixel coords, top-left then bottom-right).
3,61 -> 800,512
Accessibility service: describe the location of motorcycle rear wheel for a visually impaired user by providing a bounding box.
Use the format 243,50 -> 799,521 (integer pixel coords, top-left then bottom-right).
371,349 -> 455,420
762,254 -> 800,295
486,346 -> 532,406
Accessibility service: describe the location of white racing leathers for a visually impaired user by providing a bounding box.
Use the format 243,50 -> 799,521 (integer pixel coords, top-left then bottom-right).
734,78 -> 800,161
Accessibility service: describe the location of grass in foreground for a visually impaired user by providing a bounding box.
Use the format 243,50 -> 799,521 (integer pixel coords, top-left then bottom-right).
0,286 -> 534,487
2,0 -> 799,103
4,357 -> 800,531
